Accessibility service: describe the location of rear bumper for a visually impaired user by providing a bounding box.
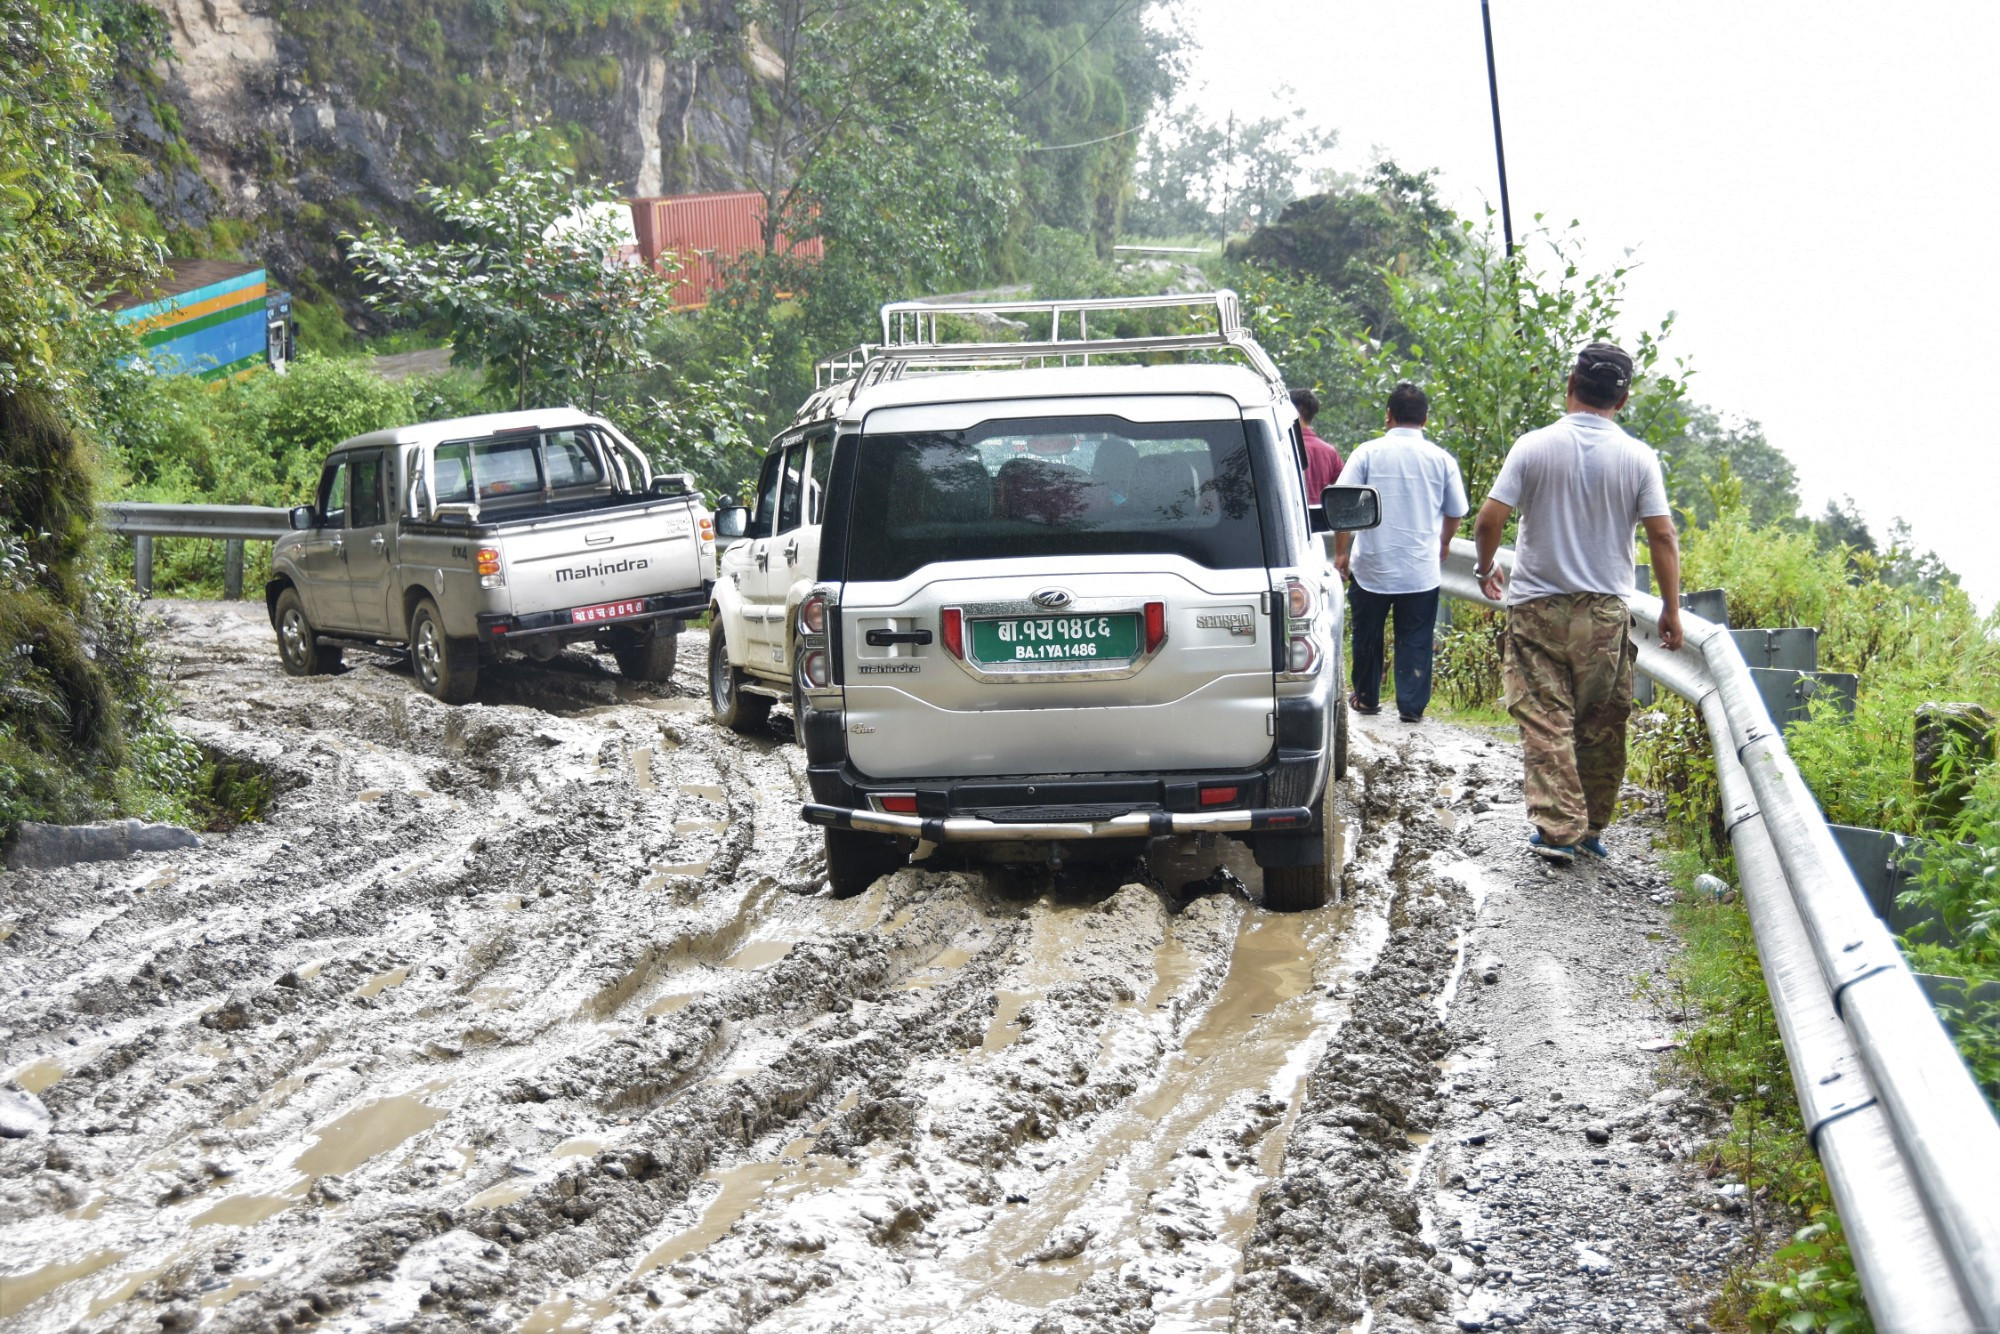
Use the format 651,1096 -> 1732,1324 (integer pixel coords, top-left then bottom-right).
802,802 -> 1312,842
476,584 -> 710,642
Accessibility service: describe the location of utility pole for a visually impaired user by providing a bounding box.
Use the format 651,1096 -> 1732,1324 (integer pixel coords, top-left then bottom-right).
1480,0 -> 1516,257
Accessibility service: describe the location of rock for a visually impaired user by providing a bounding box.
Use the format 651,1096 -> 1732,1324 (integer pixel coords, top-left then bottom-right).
1477,955 -> 1503,985
1575,1246 -> 1614,1274
5,819 -> 201,870
0,1087 -> 52,1138
1584,1123 -> 1611,1144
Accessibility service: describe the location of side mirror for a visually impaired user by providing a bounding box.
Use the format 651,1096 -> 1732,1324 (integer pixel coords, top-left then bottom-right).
714,505 -> 749,540
289,505 -> 316,531
1321,485 -> 1381,532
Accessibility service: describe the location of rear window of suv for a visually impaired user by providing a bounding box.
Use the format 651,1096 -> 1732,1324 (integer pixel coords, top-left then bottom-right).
844,414 -> 1265,582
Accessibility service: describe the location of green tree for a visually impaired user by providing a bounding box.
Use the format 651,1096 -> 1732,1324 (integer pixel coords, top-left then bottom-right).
1657,402 -> 1801,529
1375,213 -> 1690,504
346,119 -> 681,413
718,0 -> 1021,433
965,0 -> 1179,254
1127,101 -> 1336,240
1229,160 -> 1461,337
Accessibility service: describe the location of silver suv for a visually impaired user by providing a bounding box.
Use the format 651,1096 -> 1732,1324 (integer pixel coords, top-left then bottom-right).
741,293 -> 1378,908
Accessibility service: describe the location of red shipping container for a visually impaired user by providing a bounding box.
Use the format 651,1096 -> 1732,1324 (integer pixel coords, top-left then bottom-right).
627,190 -> 824,310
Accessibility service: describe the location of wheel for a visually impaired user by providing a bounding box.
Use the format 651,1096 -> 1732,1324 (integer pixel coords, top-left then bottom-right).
1332,689 -> 1350,780
1263,762 -> 1343,913
791,651 -> 809,748
708,620 -> 772,733
825,827 -> 906,898
410,596 -> 478,704
614,620 -> 679,682
274,587 -> 339,676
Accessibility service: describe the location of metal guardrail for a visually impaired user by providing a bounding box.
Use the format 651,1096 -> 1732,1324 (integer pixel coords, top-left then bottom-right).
1437,539 -> 2000,1331
97,502 -> 291,598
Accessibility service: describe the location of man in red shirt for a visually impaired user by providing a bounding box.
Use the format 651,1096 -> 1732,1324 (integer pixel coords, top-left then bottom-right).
1293,388 -> 1343,500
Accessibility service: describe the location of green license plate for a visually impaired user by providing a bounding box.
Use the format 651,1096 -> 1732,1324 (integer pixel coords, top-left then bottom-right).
970,613 -> 1140,664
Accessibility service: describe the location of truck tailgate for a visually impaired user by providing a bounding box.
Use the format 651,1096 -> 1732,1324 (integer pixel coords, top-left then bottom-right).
498,502 -> 703,615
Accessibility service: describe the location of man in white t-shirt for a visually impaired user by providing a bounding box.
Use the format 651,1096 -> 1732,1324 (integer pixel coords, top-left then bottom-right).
1471,343 -> 1683,864
1333,383 -> 1468,723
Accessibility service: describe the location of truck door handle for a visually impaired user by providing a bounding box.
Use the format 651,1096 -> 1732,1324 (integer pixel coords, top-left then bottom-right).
865,629 -> 933,647
370,534 -> 387,552
331,537 -> 345,557
755,545 -> 770,571
784,538 -> 799,566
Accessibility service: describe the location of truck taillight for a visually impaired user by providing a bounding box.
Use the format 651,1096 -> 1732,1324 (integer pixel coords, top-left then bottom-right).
799,591 -> 828,635
1286,635 -> 1319,674
1144,601 -> 1166,653
477,546 -> 504,589
1286,577 -> 1315,619
941,608 -> 964,659
698,515 -> 715,541
802,648 -> 830,688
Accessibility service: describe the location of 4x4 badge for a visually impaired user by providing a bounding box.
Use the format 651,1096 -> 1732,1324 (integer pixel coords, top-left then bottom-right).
1030,587 -> 1073,609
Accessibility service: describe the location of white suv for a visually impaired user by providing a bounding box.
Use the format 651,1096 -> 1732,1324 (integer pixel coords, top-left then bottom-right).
711,293 -> 1378,908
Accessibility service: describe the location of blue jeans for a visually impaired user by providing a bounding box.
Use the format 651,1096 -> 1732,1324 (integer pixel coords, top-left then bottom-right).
1348,581 -> 1441,719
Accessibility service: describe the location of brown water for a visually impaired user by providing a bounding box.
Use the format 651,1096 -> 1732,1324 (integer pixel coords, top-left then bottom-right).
293,1081 -> 450,1177
2,1250 -> 127,1319
10,1057 -> 65,1094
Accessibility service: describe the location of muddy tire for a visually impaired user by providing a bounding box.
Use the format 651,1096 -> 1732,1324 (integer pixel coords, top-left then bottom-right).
1263,763 -> 1342,913
274,587 -> 339,676
1332,689 -> 1350,780
613,620 -> 679,682
709,621 -> 772,733
825,828 -> 904,898
410,597 -> 478,704
791,653 -> 809,748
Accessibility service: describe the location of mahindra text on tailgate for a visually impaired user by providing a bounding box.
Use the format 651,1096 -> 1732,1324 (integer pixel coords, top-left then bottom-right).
514,516 -> 698,621
838,400 -> 1273,779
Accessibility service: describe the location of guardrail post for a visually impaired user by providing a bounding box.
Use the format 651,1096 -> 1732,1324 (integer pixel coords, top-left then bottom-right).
133,535 -> 153,598
224,539 -> 245,600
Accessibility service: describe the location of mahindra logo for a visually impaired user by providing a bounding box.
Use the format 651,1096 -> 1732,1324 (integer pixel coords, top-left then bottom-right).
554,557 -> 651,583
1029,587 -> 1072,609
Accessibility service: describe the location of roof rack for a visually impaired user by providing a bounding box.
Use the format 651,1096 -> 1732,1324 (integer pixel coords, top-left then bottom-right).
808,290 -> 1284,394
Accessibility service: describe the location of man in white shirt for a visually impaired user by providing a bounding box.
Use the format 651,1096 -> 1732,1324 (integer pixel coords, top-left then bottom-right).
1471,343 -> 1683,864
1333,383 -> 1469,724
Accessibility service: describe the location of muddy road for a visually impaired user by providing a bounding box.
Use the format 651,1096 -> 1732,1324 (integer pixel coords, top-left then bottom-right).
1,602 -> 1751,1332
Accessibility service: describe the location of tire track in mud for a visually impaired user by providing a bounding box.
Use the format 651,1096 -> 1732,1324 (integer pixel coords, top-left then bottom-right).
3,602 -> 1724,1333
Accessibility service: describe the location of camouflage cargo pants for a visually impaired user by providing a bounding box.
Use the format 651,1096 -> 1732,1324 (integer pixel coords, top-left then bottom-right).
1502,593 -> 1637,845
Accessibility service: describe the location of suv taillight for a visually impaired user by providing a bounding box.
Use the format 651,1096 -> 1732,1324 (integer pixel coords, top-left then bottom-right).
1280,577 -> 1321,679
798,590 -> 828,635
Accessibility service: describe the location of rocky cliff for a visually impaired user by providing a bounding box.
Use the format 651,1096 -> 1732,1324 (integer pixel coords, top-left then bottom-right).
123,0 -> 768,303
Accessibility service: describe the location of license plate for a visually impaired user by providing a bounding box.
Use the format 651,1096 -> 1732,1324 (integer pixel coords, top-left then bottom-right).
571,598 -> 647,624
970,613 -> 1140,664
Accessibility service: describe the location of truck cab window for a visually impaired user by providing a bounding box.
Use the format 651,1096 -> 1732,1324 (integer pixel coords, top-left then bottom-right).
350,451 -> 386,528
544,431 -> 604,489
433,443 -> 474,504
318,460 -> 349,528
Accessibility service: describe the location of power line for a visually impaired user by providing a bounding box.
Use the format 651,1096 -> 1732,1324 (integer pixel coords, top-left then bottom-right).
1021,114 -> 1159,153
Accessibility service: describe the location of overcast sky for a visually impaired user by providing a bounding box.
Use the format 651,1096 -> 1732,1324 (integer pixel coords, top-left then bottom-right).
1167,0 -> 1999,612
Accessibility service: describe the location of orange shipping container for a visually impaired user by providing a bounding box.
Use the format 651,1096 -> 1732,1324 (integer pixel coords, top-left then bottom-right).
628,190 -> 824,310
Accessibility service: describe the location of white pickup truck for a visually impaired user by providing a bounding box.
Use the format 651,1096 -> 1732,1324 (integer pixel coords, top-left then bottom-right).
265,408 -> 714,703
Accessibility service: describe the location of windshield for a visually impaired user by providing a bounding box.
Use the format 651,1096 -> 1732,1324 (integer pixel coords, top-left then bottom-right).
844,414 -> 1265,583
